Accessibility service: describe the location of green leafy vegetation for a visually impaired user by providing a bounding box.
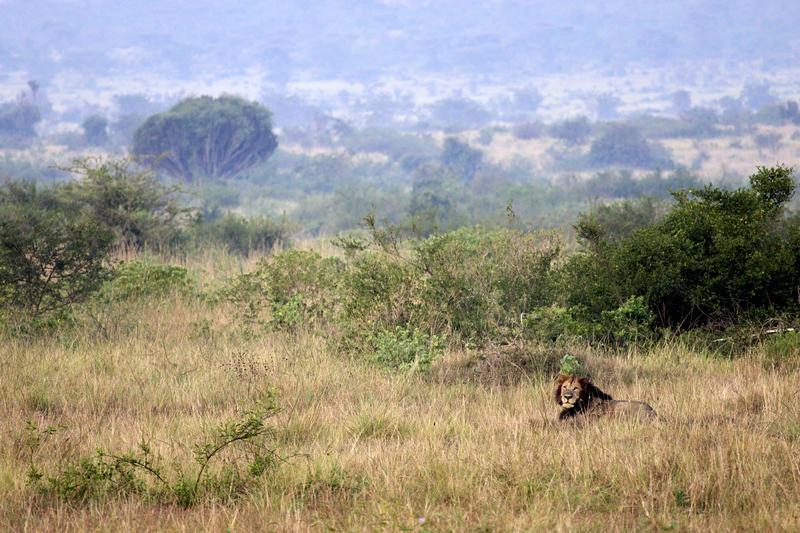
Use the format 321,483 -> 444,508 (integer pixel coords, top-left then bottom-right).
558,354 -> 583,375
190,213 -> 287,256
95,260 -> 193,302
3,164 -> 800,532
25,392 -> 279,507
60,157 -> 187,249
133,95 -> 278,182
0,180 -> 114,327
587,124 -> 673,169
566,165 -> 799,329
369,326 -> 446,372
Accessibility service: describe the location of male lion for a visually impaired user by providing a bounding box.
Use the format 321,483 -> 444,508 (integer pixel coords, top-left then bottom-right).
554,374 -> 656,421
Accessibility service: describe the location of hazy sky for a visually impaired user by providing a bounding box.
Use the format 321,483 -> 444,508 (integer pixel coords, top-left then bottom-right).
2,1 -> 798,118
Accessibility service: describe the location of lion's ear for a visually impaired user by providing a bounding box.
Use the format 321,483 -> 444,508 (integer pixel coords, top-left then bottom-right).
579,377 -> 613,401
553,374 -> 569,405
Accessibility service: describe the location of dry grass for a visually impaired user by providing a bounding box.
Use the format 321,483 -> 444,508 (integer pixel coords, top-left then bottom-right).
473,125 -> 800,184
663,124 -> 800,179
2,261 -> 800,532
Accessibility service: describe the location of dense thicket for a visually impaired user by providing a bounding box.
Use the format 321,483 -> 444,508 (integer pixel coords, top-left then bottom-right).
566,166 -> 799,328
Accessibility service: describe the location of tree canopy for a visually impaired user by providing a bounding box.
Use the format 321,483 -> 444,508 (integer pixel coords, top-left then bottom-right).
567,165 -> 800,327
0,180 -> 114,322
132,95 -> 278,182
0,100 -> 41,140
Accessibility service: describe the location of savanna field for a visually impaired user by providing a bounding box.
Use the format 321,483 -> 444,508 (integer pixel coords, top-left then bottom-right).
1,158 -> 799,533
6,2 -> 800,531
3,218 -> 800,532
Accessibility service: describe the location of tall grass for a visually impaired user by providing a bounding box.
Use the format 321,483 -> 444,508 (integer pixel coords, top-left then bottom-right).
2,250 -> 800,531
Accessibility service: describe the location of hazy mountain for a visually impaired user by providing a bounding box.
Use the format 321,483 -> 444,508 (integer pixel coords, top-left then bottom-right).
3,0 -> 798,85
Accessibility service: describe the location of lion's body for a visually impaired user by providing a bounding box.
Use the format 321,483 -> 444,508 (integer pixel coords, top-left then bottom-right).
554,374 -> 656,421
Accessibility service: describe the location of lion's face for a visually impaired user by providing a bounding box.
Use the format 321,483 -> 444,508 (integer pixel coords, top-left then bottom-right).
557,376 -> 585,410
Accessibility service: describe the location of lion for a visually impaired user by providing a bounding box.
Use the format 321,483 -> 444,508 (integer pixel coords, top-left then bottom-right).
554,374 -> 656,421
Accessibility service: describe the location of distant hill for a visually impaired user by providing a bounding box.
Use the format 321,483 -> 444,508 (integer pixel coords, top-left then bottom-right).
2,0 -> 799,85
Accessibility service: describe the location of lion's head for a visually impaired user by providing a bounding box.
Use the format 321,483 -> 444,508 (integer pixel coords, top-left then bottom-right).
553,373 -> 613,413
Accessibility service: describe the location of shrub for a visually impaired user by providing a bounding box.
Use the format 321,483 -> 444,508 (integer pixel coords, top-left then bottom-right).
565,165 -> 799,329
762,331 -> 800,371
577,168 -> 702,200
61,157 -> 187,249
521,297 -> 653,347
369,326 -> 445,372
225,250 -> 343,329
413,228 -> 560,339
587,124 -> 673,169
520,306 -> 589,342
0,180 -> 114,325
598,295 -> 655,345
342,225 -> 561,343
575,198 -> 663,242
191,213 -> 287,256
339,250 -> 419,334
95,260 -> 192,302
558,354 -> 583,375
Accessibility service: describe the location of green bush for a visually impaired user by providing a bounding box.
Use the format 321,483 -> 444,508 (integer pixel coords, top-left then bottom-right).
558,354 -> 584,375
762,331 -> 800,370
587,124 -> 673,169
0,180 -> 114,325
521,297 -> 653,346
342,226 -> 560,343
339,251 -> 419,335
598,295 -> 655,345
520,306 -> 589,342
418,228 -> 560,339
61,157 -> 187,250
191,213 -> 287,256
96,260 -> 192,302
565,165 -> 800,330
575,198 -> 664,242
225,250 -> 343,329
369,326 -> 445,372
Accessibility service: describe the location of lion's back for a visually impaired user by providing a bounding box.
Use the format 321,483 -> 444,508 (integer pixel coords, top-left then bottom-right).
590,400 -> 657,419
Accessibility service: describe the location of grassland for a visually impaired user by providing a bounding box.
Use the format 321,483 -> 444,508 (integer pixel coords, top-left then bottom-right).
474,124 -> 800,181
2,249 -> 800,532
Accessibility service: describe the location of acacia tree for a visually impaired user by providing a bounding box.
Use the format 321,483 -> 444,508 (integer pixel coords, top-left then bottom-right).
132,95 -> 278,182
0,180 -> 114,322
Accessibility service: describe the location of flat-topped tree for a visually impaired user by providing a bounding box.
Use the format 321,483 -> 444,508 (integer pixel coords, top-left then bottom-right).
132,95 -> 278,182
